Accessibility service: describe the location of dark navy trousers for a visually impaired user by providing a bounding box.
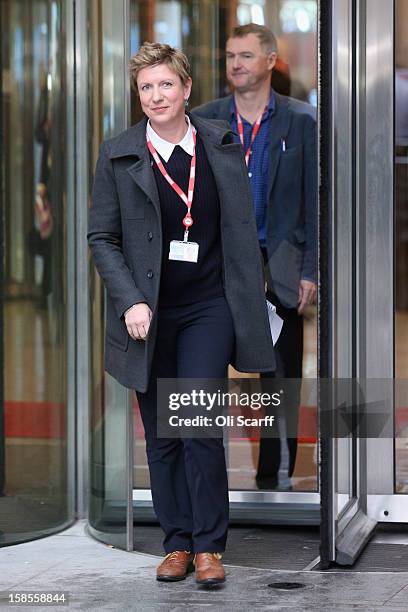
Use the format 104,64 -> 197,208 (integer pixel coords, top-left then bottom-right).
258,291 -> 303,480
136,295 -> 234,553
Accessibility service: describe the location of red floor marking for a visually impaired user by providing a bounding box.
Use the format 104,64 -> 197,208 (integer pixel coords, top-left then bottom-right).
396,407 -> 408,435
4,401 -> 66,439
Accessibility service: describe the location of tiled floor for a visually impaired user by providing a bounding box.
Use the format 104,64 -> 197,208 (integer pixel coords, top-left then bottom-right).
1,521 -> 408,611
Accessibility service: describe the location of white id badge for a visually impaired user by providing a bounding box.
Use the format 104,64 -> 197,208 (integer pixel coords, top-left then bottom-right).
169,240 -> 199,263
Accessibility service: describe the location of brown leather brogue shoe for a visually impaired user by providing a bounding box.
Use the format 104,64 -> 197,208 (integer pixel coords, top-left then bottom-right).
156,551 -> 194,582
194,552 -> 225,585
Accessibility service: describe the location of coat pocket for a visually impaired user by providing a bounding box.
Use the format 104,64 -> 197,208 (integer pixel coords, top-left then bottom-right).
267,240 -> 303,308
106,296 -> 129,351
282,144 -> 303,157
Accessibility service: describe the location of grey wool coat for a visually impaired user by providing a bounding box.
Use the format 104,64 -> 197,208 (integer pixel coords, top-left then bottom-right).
88,113 -> 275,392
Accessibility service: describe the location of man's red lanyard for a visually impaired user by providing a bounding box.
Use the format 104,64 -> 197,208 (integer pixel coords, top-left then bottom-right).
146,125 -> 197,242
236,105 -> 267,166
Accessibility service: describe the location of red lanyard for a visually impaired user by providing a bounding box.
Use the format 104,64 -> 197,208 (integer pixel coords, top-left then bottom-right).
236,106 -> 266,166
146,125 -> 197,240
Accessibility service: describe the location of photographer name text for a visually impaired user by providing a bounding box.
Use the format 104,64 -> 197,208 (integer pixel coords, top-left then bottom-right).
168,415 -> 275,427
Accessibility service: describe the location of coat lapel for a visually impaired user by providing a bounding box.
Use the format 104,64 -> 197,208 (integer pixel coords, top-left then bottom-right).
126,153 -> 161,219
108,118 -> 161,218
189,112 -> 244,205
267,94 -> 293,200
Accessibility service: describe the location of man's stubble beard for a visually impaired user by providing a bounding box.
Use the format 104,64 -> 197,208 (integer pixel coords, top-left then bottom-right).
229,73 -> 271,96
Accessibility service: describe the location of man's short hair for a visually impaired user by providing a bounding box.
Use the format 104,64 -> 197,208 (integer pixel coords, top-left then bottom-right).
128,42 -> 191,91
230,23 -> 278,55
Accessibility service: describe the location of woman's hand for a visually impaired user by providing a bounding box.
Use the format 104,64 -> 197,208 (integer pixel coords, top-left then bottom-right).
124,303 -> 152,341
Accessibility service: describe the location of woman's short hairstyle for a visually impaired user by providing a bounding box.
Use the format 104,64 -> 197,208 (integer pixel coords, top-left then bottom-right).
129,42 -> 191,91
230,23 -> 278,55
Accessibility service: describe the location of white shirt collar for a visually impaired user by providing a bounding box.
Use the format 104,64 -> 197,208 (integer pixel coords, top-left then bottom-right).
146,115 -> 194,162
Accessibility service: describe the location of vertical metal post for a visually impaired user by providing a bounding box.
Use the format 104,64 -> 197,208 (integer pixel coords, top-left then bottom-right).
363,0 -> 394,496
65,0 -> 78,521
318,0 -> 334,567
0,0 -> 5,497
74,0 -> 91,519
321,0 -> 395,565
123,0 -> 134,552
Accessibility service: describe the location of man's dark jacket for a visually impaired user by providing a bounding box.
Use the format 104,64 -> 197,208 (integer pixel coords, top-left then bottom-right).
88,114 -> 275,392
193,92 -> 317,308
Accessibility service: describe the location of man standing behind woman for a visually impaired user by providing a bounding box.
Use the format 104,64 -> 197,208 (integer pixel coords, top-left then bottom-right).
88,42 -> 275,586
194,23 -> 318,490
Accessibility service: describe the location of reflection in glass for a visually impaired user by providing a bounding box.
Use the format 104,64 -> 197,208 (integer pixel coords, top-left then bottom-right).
155,1 -> 182,47
279,1 -> 317,33
1,0 -> 72,545
88,0 -> 133,550
395,0 -> 408,494
237,1 -> 266,26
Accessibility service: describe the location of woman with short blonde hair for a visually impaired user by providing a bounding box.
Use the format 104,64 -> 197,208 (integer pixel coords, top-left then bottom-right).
128,41 -> 191,89
88,41 -> 275,588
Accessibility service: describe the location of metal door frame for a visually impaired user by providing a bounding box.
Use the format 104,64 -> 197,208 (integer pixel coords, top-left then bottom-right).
320,0 -> 396,567
131,1 -> 322,526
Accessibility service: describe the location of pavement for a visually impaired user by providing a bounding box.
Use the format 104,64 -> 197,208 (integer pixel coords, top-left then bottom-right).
1,520 -> 408,611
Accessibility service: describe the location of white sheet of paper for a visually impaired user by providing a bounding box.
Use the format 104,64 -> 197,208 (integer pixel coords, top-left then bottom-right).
266,299 -> 283,346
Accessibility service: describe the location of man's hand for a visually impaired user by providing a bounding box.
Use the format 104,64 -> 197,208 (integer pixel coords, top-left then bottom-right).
124,303 -> 152,341
298,280 -> 317,315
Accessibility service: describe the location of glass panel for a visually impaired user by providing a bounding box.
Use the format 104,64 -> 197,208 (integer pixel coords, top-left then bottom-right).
130,0 -> 318,497
395,0 -> 408,494
0,0 -> 73,545
227,0 -> 318,493
88,0 -> 132,550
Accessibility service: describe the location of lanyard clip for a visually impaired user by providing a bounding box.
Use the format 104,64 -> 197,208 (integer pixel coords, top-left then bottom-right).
183,229 -> 189,243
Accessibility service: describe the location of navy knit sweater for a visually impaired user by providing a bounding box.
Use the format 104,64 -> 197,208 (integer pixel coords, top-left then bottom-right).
151,135 -> 224,307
